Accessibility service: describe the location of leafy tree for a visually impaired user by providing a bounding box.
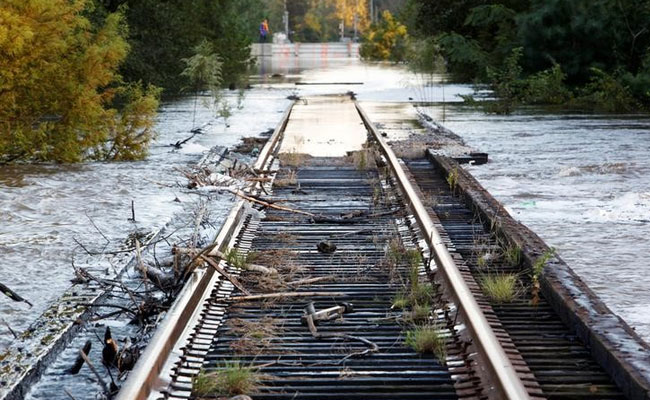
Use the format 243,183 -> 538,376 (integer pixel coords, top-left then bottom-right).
93,0 -> 259,95
181,40 -> 223,129
518,0 -> 622,84
437,33 -> 488,81
360,10 -> 409,61
116,0 -> 201,95
575,68 -> 641,112
484,47 -> 524,114
272,0 -> 370,42
521,64 -> 572,105
0,0 -> 159,162
335,0 -> 370,36
404,0 -> 650,109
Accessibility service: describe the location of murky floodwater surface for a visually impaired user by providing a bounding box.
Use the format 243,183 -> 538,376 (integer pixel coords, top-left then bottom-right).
422,107 -> 650,340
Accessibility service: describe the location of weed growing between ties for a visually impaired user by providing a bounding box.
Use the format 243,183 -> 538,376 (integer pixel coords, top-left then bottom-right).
503,244 -> 522,267
387,240 -> 436,310
405,324 -> 446,363
228,317 -> 284,354
193,370 -> 218,397
383,236 -> 447,363
409,303 -> 433,323
240,249 -> 306,294
193,361 -> 261,397
446,168 -> 458,193
349,147 -> 378,171
274,169 -> 298,187
392,291 -> 409,309
278,152 -> 310,168
224,248 -> 247,270
531,248 -> 556,306
479,273 -> 519,303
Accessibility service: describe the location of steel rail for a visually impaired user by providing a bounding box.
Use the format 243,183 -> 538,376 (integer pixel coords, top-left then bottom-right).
355,101 -> 531,400
116,102 -> 294,400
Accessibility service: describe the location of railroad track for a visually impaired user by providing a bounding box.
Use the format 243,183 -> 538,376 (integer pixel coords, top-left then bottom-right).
114,99 -> 641,400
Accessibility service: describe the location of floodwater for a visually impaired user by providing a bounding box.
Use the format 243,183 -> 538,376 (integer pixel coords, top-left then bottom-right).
0,91 -> 292,349
422,107 -> 650,341
2,50 -> 649,398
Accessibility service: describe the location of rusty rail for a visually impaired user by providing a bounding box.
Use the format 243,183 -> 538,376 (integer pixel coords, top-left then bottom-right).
115,102 -> 294,400
355,101 -> 531,400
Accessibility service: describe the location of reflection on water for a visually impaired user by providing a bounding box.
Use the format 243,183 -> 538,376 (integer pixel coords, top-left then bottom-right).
424,106 -> 650,341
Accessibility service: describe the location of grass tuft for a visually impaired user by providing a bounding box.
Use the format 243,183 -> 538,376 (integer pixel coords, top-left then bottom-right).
351,148 -> 376,171
503,244 -> 522,267
224,248 -> 247,269
532,248 -> 555,279
409,282 -> 435,305
446,168 -> 458,192
480,273 -> 518,303
193,361 -> 260,397
405,324 -> 446,362
392,291 -> 409,309
409,303 -> 432,322
274,169 -> 297,187
193,370 -> 218,397
278,152 -> 309,168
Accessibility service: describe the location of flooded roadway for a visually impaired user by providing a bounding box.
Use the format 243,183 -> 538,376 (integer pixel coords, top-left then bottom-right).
1,52 -> 649,363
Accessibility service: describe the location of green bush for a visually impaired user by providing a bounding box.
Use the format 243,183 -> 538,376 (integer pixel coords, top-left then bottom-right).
574,68 -> 641,112
406,38 -> 446,74
483,47 -> 524,114
522,64 -> 573,105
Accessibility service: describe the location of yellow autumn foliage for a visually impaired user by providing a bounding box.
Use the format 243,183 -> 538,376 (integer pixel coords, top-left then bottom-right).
0,0 -> 159,162
334,0 -> 369,33
360,10 -> 409,62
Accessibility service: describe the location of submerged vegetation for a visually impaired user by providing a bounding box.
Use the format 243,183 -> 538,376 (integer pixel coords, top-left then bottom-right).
0,0 -> 260,163
0,0 -> 160,163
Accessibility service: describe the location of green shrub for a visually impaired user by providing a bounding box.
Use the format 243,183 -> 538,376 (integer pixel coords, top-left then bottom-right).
522,64 -> 573,105
574,68 -> 641,112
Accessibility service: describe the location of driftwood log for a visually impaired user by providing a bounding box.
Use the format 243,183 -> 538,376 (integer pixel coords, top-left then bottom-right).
0,282 -> 32,306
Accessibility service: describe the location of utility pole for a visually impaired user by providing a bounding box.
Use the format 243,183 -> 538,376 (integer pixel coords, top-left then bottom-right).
353,0 -> 358,42
283,0 -> 290,41
369,0 -> 374,24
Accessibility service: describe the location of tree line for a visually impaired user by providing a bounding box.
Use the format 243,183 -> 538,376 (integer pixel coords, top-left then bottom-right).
363,0 -> 650,112
0,0 -> 261,163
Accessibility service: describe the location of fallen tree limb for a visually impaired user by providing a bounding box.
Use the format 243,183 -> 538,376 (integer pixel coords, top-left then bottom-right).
303,303 -> 379,363
0,282 -> 32,307
286,276 -> 336,287
245,263 -> 278,275
311,208 -> 402,224
227,188 -> 316,217
328,229 -> 373,239
208,249 -> 278,275
200,255 -> 250,296
67,340 -> 92,375
2,318 -> 17,339
79,350 -> 109,395
229,292 -> 347,302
